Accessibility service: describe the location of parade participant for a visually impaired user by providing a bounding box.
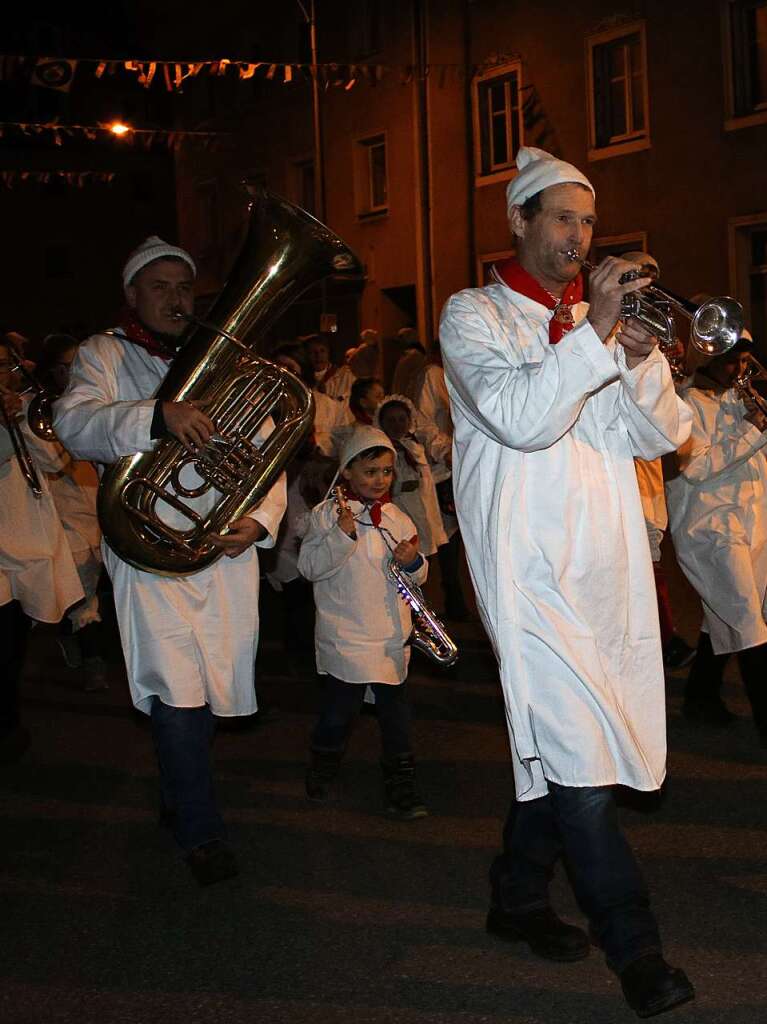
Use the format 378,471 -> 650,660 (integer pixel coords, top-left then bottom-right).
391,328 -> 427,399
1,336 -> 84,761
304,334 -> 355,404
54,236 -> 287,886
439,146 -> 694,1018
665,332 -> 767,740
349,377 -> 385,424
273,344 -> 351,457
375,394 -> 448,558
298,426 -> 428,819
37,334 -> 108,690
347,328 -> 382,379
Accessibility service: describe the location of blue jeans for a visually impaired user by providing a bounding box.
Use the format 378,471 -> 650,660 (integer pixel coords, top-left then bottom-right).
149,698 -> 225,853
311,677 -> 412,757
490,782 -> 661,972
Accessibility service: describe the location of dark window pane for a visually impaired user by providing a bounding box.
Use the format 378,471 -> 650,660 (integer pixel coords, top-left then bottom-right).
370,143 -> 387,207
610,80 -> 627,135
609,42 -> 626,79
489,82 -> 506,115
491,112 -> 508,165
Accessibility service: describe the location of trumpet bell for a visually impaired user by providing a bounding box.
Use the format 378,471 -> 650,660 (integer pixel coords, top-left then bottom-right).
691,297 -> 744,356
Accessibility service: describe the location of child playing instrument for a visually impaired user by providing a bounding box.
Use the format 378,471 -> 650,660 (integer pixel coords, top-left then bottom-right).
297,426 -> 429,819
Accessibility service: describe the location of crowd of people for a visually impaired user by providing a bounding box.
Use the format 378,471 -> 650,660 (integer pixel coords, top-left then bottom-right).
2,145 -> 766,1019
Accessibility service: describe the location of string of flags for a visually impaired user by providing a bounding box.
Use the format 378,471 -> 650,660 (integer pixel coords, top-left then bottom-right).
0,54 -> 471,93
0,120 -> 228,149
0,169 -> 117,188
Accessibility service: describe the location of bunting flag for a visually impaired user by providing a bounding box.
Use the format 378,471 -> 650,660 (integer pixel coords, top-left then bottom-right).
0,53 -> 472,92
0,169 -> 117,188
0,120 -> 227,149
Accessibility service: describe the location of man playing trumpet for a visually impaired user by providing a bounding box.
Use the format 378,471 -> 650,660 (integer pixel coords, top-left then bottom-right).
439,146 -> 694,1018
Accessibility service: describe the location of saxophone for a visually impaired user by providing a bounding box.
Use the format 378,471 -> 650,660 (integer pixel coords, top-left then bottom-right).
333,486 -> 459,668
98,192 -> 362,576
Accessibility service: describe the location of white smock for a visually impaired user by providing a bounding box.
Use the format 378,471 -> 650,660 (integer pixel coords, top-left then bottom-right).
439,283 -> 692,801
665,379 -> 767,654
316,364 -> 355,404
298,497 -> 427,684
54,332 -> 287,716
0,414 -> 85,621
411,363 -> 458,538
313,389 -> 353,457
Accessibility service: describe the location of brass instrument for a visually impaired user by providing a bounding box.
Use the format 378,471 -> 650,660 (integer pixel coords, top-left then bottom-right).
1,401 -> 43,498
3,335 -> 57,441
98,190 -> 363,576
567,250 -> 744,360
734,352 -> 767,419
332,485 -> 459,668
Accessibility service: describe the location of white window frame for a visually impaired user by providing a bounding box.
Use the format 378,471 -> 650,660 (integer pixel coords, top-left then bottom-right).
586,20 -> 651,162
472,60 -> 524,187
354,132 -> 388,220
721,0 -> 767,130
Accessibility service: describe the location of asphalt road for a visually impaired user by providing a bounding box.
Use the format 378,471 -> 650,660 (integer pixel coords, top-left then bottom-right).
1,544 -> 766,1024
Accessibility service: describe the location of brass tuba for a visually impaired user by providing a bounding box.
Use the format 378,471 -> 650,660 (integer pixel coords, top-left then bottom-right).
98,191 -> 363,576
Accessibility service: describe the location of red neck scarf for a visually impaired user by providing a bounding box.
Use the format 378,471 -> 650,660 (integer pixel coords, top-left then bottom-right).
493,258 -> 583,344
117,309 -> 178,361
341,483 -> 392,526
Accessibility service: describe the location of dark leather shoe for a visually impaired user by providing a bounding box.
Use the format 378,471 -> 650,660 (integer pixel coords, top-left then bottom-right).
486,906 -> 590,962
184,840 -> 239,887
620,953 -> 694,1018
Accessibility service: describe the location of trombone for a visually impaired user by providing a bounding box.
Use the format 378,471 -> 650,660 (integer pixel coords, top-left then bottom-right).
567,250 -> 744,361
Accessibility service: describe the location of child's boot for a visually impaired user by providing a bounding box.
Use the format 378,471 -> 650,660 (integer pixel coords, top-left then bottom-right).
381,753 -> 428,820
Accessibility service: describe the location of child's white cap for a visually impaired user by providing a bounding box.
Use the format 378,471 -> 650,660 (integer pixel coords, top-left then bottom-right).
325,425 -> 396,499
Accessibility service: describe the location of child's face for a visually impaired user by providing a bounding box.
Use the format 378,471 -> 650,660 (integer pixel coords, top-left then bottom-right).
379,404 -> 411,440
360,381 -> 385,413
342,450 -> 395,500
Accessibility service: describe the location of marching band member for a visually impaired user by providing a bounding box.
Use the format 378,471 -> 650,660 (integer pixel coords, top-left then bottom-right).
374,394 -> 449,558
1,335 -> 84,761
54,236 -> 287,886
298,426 -> 428,819
304,334 -> 355,405
665,331 -> 767,740
439,147 -> 694,1017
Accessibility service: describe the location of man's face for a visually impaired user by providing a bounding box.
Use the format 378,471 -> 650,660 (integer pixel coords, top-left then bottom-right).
50,346 -> 77,394
511,183 -> 597,290
307,340 -> 330,371
126,258 -> 194,337
342,450 -> 395,500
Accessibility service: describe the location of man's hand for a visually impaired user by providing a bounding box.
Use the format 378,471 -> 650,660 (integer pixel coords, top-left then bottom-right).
162,400 -> 215,451
210,516 -> 267,558
393,539 -> 419,566
614,319 -> 659,369
586,256 -> 653,343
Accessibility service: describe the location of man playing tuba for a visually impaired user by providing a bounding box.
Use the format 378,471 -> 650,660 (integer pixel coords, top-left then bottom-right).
55,237 -> 287,886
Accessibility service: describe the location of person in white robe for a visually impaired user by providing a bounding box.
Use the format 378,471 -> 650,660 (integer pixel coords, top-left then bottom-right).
305,334 -> 355,404
439,147 -> 694,1016
391,329 -> 426,399
665,334 -> 767,739
1,340 -> 84,762
298,426 -> 428,819
54,237 -> 286,886
373,393 -> 448,557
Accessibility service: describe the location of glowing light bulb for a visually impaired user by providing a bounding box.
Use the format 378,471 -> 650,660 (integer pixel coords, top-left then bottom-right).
109,121 -> 131,137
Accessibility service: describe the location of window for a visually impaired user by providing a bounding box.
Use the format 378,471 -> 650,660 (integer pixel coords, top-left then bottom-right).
729,214 -> 767,345
722,0 -> 767,128
472,61 -> 523,185
354,133 -> 388,218
349,0 -> 383,58
590,232 -> 648,264
586,22 -> 650,161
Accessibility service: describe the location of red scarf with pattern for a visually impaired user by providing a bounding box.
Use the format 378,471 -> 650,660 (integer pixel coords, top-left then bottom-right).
493,258 -> 583,344
341,483 -> 392,527
117,309 -> 177,361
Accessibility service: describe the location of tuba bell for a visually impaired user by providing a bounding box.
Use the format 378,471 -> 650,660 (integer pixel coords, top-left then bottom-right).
98,191 -> 363,576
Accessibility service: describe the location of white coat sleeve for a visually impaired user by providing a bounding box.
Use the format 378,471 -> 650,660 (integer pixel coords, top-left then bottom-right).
54,339 -> 157,463
614,345 -> 693,459
676,392 -> 767,484
439,291 -> 620,452
413,413 -> 452,464
245,470 -> 287,549
297,505 -> 357,581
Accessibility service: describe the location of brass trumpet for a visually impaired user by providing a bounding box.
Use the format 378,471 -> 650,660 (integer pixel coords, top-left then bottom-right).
567,250 -> 744,359
0,400 -> 43,498
3,335 -> 57,441
734,351 -> 767,419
